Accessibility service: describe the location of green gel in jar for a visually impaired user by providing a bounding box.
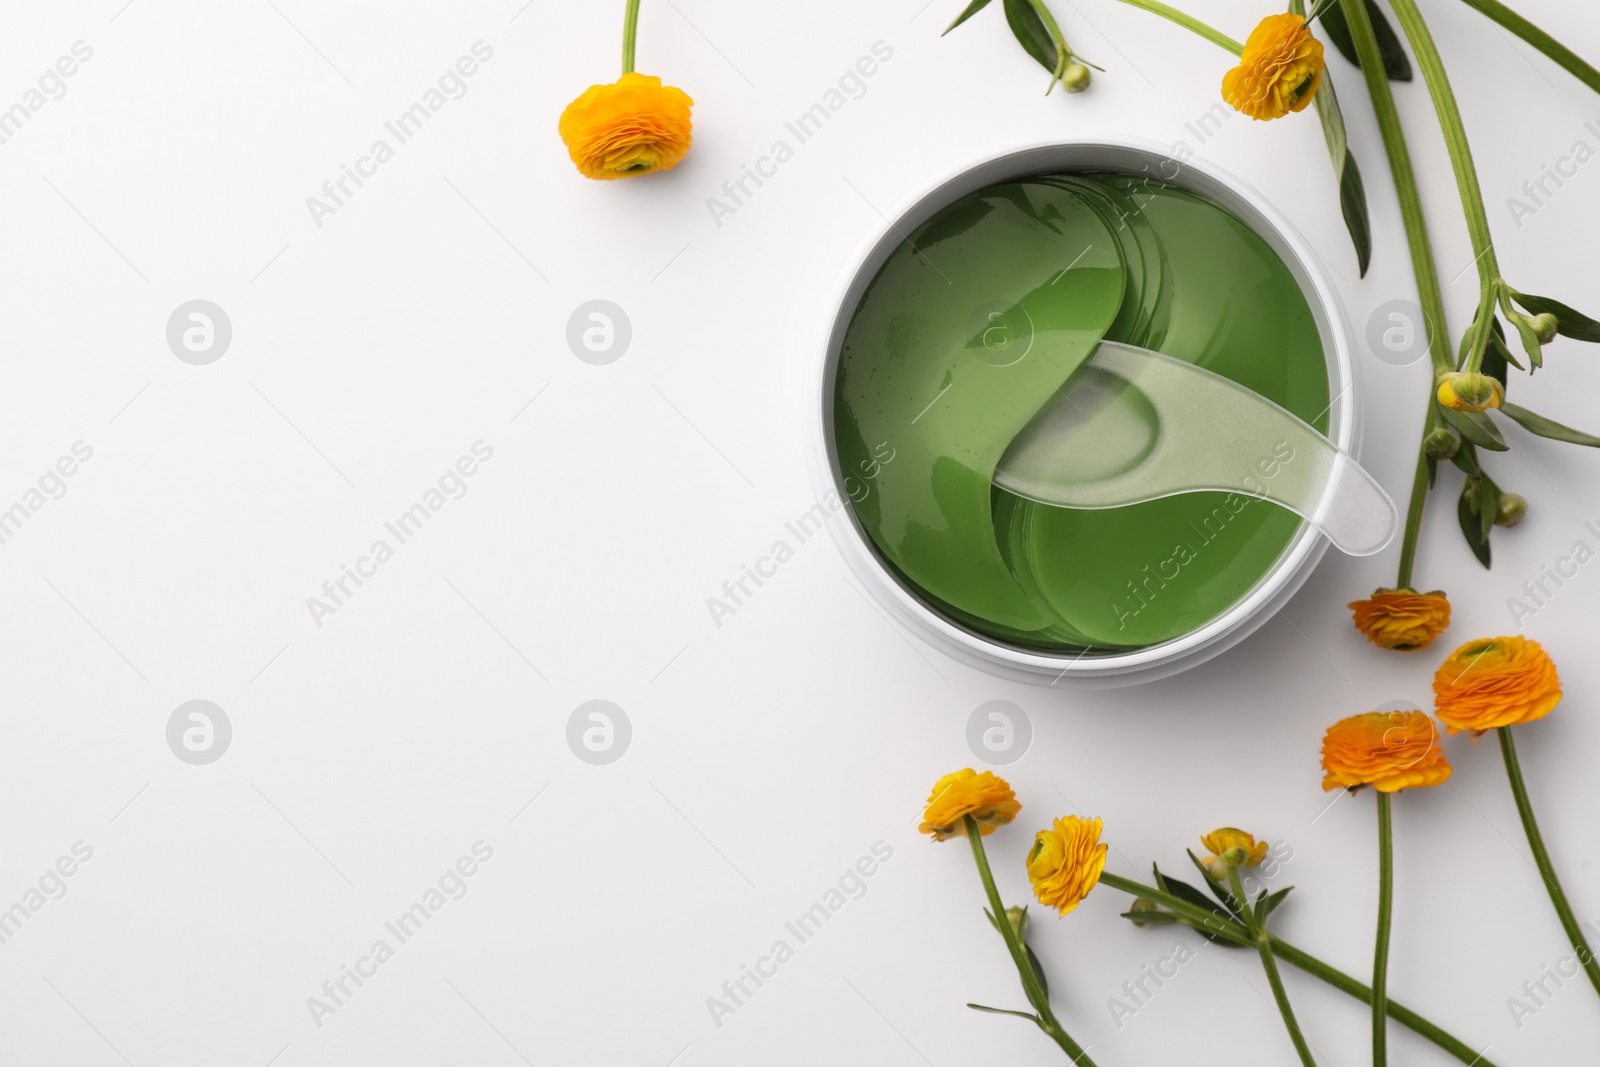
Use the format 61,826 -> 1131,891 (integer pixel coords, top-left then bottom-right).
832,174 -> 1331,651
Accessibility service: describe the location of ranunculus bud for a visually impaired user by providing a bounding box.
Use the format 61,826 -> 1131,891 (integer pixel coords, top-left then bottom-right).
1424,426 -> 1460,460
1436,371 -> 1504,412
1127,897 -> 1163,927
1004,905 -> 1030,941
1061,62 -> 1092,93
1495,493 -> 1527,527
1200,827 -> 1268,869
1528,312 -> 1558,344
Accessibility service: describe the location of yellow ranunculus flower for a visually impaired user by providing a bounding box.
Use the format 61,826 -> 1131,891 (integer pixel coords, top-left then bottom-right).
1221,14 -> 1325,121
1433,636 -> 1562,734
1027,816 -> 1108,915
1320,710 -> 1453,793
1436,371 -> 1504,412
919,768 -> 1021,841
1200,827 -> 1269,869
558,72 -> 694,180
1349,588 -> 1452,651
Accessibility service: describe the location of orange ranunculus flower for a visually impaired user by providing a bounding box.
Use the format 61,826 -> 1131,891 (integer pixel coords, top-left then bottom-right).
1027,816 -> 1108,915
1349,588 -> 1452,651
1433,636 -> 1562,734
919,769 -> 1021,841
1221,14 -> 1325,121
558,72 -> 693,180
1321,710 -> 1453,792
1200,827 -> 1269,869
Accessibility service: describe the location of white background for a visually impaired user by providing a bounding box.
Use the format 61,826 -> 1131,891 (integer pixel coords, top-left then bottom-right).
0,0 -> 1597,1064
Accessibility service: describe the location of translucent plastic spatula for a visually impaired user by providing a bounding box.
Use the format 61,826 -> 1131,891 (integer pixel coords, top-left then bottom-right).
993,341 -> 1398,556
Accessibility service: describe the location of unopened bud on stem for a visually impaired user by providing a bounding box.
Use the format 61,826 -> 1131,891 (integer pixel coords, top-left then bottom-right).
1061,62 -> 1092,93
1495,493 -> 1527,527
1424,426 -> 1460,460
1437,371 -> 1504,413
1528,312 -> 1558,344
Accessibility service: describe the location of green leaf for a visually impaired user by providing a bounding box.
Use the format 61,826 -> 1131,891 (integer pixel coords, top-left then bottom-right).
1150,862 -> 1171,891
1439,405 -> 1509,451
967,1003 -> 1040,1020
1450,440 -> 1482,477
1459,473 -> 1498,542
984,905 -> 1048,998
1482,327 -> 1508,389
1512,291 -> 1600,343
1318,0 -> 1412,81
1255,885 -> 1294,924
1426,453 -> 1437,489
1152,864 -> 1238,945
1474,476 -> 1499,540
1488,317 -> 1523,375
1510,314 -> 1545,370
1185,849 -> 1240,917
1464,314 -> 1524,376
1310,71 -> 1372,276
943,0 -> 995,35
1025,944 -> 1049,999
1334,150 -> 1372,278
1153,866 -> 1221,917
1500,402 -> 1600,447
1457,482 -> 1492,568
1002,0 -> 1058,75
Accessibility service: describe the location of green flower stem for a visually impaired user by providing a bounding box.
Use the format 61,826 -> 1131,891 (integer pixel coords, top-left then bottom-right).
1226,866 -> 1317,1067
1108,0 -> 1242,55
622,0 -> 641,74
1336,0 -> 1451,590
1498,726 -> 1600,1000
1099,872 -> 1253,944
1455,0 -> 1600,95
1373,792 -> 1394,1067
963,817 -> 1098,1064
1394,443 -> 1433,590
1386,0 -> 1502,372
1270,938 -> 1505,1067
1100,872 -> 1506,1067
